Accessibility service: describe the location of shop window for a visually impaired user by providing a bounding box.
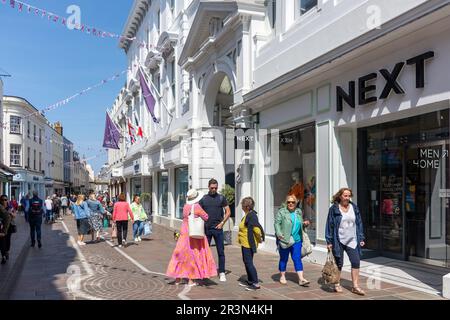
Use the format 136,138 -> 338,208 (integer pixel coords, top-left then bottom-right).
158,171 -> 169,216
175,166 -> 189,219
265,123 -> 316,243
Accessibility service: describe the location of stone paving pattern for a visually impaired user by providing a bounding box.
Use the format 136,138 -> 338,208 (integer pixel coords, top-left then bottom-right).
4,212 -> 445,300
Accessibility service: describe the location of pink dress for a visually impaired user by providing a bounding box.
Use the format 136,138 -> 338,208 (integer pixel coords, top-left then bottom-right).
166,203 -> 218,280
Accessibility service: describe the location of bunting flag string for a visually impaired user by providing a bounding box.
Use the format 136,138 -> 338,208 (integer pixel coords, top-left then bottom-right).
63,150 -> 108,168
0,0 -> 149,47
1,69 -> 127,128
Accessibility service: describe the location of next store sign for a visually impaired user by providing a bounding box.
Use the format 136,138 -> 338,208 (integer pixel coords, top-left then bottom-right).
336,51 -> 434,112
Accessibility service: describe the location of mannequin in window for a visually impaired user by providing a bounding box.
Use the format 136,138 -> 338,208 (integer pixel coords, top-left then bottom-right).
288,172 -> 304,205
288,172 -> 310,226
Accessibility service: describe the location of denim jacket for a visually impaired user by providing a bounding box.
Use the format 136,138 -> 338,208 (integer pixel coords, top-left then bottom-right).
71,202 -> 91,220
325,202 -> 365,258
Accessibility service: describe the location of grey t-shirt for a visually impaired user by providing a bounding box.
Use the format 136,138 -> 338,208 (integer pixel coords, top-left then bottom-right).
338,204 -> 357,249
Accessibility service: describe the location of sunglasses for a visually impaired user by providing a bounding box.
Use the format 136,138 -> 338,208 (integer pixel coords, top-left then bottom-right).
287,201 -> 296,204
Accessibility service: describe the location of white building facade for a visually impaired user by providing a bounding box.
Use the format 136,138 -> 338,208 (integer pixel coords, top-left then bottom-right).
108,0 -> 450,271
2,96 -> 46,199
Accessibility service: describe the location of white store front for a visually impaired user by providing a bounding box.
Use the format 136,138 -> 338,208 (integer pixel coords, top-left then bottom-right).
243,9 -> 450,268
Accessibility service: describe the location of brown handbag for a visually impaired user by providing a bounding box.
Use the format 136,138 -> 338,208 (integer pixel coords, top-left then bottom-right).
322,250 -> 340,284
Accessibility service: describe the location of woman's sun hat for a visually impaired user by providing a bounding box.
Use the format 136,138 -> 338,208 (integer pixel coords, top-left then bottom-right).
186,189 -> 204,205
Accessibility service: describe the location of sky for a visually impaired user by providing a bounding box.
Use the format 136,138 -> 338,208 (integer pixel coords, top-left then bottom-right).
0,0 -> 133,175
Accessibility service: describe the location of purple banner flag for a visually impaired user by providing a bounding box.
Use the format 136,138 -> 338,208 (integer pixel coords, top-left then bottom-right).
103,112 -> 121,149
138,67 -> 159,123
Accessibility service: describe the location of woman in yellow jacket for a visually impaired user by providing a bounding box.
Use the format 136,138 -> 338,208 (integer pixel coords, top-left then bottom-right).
131,195 -> 148,242
238,197 -> 265,291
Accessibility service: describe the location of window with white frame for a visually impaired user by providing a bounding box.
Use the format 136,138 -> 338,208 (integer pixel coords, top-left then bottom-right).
33,125 -> 37,142
33,149 -> 36,170
10,144 -> 21,166
27,121 -> 31,138
39,129 -> 42,144
268,0 -> 276,29
156,10 -> 161,35
170,0 -> 175,15
170,60 -> 176,108
299,0 -> 317,15
10,116 -> 21,134
39,152 -> 42,172
27,147 -> 30,168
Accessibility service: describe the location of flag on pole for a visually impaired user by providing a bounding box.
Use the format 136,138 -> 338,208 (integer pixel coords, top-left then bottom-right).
128,118 -> 136,144
138,66 -> 160,123
103,112 -> 121,149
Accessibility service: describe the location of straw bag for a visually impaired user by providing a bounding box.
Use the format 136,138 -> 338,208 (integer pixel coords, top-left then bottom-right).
301,227 -> 312,258
322,250 -> 340,284
188,204 -> 205,239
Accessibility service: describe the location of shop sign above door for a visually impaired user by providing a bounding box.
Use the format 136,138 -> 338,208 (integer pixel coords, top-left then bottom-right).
336,51 -> 434,112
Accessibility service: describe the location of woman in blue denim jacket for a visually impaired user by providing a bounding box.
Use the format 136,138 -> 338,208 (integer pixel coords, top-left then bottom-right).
325,188 -> 366,295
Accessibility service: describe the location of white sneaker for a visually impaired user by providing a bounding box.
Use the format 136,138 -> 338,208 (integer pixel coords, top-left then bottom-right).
219,273 -> 227,282
138,237 -> 142,242
134,238 -> 138,242
118,245 -> 122,248
77,241 -> 86,246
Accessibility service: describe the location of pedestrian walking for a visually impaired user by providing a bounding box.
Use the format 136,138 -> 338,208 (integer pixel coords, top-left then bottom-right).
325,188 -> 366,295
71,195 -> 91,246
86,192 -> 105,242
112,193 -> 133,248
20,194 -> 30,222
274,195 -> 310,286
131,195 -> 147,242
10,196 -> 18,211
28,191 -> 44,248
52,195 -> 62,220
44,196 -> 53,223
199,178 -> 231,282
0,195 -> 14,264
238,197 -> 265,291
61,195 -> 69,216
166,189 -> 217,286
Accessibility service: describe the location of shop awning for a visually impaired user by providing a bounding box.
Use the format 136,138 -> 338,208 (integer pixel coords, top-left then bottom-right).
0,163 -> 16,182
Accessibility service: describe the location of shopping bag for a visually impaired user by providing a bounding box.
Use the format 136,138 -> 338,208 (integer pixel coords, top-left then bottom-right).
103,218 -> 109,229
301,227 -> 312,258
188,205 -> 205,239
143,221 -> 152,236
322,250 -> 340,284
111,222 -> 117,238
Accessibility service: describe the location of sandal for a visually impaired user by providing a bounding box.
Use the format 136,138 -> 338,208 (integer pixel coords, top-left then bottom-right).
334,284 -> 343,293
351,287 -> 366,296
280,277 -> 287,285
299,279 -> 310,287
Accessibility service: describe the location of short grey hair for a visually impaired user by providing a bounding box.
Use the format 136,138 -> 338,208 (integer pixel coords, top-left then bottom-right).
241,197 -> 255,210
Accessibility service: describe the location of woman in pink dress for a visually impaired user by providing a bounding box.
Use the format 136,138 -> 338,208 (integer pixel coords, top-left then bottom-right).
166,189 -> 217,286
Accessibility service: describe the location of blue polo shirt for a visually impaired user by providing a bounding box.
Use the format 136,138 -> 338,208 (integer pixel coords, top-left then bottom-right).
199,193 -> 228,230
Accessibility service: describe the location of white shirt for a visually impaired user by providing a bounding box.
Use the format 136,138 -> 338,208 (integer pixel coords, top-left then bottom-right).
338,204 -> 357,249
45,199 -> 53,210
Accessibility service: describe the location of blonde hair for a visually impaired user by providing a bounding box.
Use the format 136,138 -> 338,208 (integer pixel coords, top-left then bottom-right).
331,188 -> 353,204
76,194 -> 85,206
286,195 -> 298,203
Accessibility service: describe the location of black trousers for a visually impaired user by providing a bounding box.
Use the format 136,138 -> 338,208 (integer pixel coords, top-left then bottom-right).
241,247 -> 258,285
0,228 -> 13,257
116,221 -> 128,245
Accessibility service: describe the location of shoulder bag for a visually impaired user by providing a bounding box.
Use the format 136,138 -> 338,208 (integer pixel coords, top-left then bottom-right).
188,204 -> 205,239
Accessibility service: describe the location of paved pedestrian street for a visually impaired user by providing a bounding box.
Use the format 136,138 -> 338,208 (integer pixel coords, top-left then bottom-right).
1,213 -> 443,301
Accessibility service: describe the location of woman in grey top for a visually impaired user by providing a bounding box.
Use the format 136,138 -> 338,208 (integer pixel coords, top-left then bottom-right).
325,188 -> 366,295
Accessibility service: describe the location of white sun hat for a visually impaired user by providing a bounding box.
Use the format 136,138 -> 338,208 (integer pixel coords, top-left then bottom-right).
186,189 -> 204,205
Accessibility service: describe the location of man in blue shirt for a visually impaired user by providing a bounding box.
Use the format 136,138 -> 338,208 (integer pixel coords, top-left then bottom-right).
199,179 -> 231,282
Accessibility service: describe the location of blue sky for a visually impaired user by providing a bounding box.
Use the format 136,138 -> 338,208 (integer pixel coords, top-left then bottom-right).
0,0 -> 132,174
